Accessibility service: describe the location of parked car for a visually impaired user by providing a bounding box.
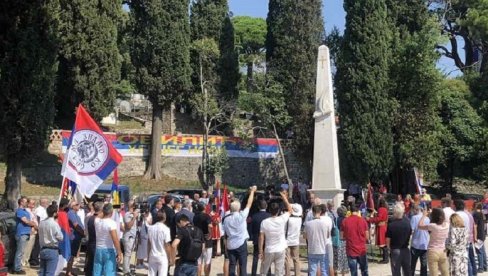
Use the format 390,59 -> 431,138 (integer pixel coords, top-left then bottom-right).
146,193 -> 186,211
166,189 -> 203,198
0,212 -> 17,268
91,184 -> 131,208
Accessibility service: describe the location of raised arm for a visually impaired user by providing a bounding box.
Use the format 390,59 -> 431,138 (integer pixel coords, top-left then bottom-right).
280,190 -> 292,213
245,186 -> 257,210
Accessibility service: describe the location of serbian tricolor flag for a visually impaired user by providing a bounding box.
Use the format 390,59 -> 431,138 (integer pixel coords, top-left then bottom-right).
365,183 -> 375,210
61,104 -> 123,197
55,209 -> 72,275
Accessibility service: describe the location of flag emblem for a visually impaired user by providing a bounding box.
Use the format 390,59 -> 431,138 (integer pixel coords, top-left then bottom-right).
68,129 -> 109,175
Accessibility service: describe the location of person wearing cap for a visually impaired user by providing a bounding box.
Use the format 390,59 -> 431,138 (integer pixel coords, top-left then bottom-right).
285,203 -> 302,276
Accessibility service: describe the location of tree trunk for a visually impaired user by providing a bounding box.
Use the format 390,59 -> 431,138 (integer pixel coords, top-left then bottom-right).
144,104 -> 163,180
4,154 -> 22,210
246,61 -> 254,92
273,124 -> 293,196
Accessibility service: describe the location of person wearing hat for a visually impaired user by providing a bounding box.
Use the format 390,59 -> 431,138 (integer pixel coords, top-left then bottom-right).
285,203 -> 302,276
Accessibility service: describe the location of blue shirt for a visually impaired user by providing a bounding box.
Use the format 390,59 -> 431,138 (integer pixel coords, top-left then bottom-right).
16,208 -> 32,236
410,213 -> 430,250
223,208 -> 250,250
68,209 -> 84,239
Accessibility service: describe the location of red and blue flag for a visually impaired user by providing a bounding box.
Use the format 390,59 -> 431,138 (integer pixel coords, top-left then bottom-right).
61,104 -> 123,197
55,210 -> 71,275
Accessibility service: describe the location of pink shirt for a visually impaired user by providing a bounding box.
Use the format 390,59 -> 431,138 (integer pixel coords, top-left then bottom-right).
427,222 -> 449,250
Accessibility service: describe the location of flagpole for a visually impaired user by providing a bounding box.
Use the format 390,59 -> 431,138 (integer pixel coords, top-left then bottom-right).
58,176 -> 67,206
58,131 -> 73,205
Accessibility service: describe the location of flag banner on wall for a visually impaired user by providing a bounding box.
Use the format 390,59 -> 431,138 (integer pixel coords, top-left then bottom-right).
61,132 -> 279,159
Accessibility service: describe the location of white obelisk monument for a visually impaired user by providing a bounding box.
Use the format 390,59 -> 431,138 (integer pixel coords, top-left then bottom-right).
310,45 -> 344,207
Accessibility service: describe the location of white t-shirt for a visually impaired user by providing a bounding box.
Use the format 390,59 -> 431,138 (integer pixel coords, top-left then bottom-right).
34,206 -> 48,221
95,218 -> 117,249
260,212 -> 290,253
443,207 -> 455,223
147,222 -> 171,260
286,216 -> 302,246
304,218 -> 332,255
320,215 -> 333,245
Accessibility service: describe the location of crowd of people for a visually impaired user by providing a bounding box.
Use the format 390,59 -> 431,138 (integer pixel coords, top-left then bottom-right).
9,184 -> 488,276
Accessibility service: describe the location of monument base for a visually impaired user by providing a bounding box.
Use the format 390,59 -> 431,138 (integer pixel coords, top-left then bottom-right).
309,188 -> 345,209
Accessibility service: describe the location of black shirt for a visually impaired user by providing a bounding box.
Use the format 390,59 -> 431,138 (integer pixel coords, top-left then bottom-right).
386,217 -> 411,249
473,211 -> 486,241
162,205 -> 176,240
175,224 -> 203,264
193,211 -> 213,247
87,215 -> 97,249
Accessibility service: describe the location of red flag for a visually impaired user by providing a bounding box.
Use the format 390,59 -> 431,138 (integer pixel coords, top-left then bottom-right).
366,183 -> 375,210
222,185 -> 230,212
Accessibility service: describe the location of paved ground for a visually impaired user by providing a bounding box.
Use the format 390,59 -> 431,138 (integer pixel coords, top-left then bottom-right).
20,242 -> 488,276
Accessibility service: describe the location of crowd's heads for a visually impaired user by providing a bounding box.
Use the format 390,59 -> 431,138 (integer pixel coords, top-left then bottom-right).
196,202 -> 205,212
18,197 -> 27,208
176,214 -> 190,226
230,200 -> 241,213
258,200 -> 267,211
202,191 -> 208,198
40,198 -> 49,207
412,203 -> 421,214
153,210 -> 167,224
350,204 -> 359,213
450,213 -> 464,228
103,203 -> 114,217
378,199 -> 387,209
182,199 -> 191,210
193,193 -> 200,201
475,202 -> 483,211
59,198 -> 70,210
430,208 -> 445,225
291,203 -> 303,217
326,200 -> 334,210
405,194 -> 412,200
441,197 -> 452,208
320,204 -> 327,215
47,204 -> 58,218
164,195 -> 174,206
397,194 -> 402,201
312,204 -> 322,215
155,200 -> 163,209
70,200 -> 80,210
392,205 -> 404,219
269,202 -> 281,216
453,199 -> 465,211
93,201 -> 103,213
337,206 -> 347,217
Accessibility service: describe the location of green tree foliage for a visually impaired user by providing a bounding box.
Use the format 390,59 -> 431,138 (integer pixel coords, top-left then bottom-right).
0,0 -> 60,208
55,0 -> 122,127
115,10 -> 136,99
130,0 -> 191,179
232,16 -> 267,92
388,0 -> 444,179
438,79 -> 483,189
190,0 -> 239,102
266,0 -> 324,163
335,0 -> 394,183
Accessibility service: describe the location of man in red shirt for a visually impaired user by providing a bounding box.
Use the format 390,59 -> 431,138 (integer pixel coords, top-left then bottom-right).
340,205 -> 369,276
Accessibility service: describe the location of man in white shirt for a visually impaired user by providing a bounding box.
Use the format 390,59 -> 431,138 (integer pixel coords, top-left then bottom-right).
147,211 -> 171,276
30,198 -> 49,266
223,186 -> 257,276
285,203 -> 303,276
94,204 -> 123,275
304,205 -> 332,276
259,190 -> 292,276
441,197 -> 455,223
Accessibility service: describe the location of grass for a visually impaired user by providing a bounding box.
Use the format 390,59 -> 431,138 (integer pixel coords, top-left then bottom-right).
106,118 -> 145,131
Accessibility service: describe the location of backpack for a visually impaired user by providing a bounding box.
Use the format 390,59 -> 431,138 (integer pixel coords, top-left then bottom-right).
183,225 -> 204,262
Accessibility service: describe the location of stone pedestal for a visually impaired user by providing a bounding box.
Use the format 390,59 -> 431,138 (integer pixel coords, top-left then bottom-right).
311,45 -> 344,208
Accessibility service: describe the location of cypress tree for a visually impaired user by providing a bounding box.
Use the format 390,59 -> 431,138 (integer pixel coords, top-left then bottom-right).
130,0 -> 191,180
335,0 -> 394,183
388,0 -> 443,182
190,0 -> 239,102
266,0 -> 324,162
55,0 -> 122,128
0,0 -> 60,208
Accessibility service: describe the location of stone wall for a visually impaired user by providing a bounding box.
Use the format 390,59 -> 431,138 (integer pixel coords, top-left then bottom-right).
18,130 -> 310,187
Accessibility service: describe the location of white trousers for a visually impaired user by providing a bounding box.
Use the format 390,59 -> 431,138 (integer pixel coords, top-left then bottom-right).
148,255 -> 168,276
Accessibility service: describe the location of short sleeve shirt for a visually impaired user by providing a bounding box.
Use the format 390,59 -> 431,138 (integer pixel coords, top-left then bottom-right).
193,212 -> 213,247
148,222 -> 171,259
426,222 -> 449,250
68,209 -> 84,239
304,218 -> 331,254
95,218 -> 117,249
16,208 -> 31,236
260,212 -> 290,253
341,215 -> 368,257
473,211 -> 486,241
223,208 -> 250,250
386,217 -> 411,249
123,212 -> 137,238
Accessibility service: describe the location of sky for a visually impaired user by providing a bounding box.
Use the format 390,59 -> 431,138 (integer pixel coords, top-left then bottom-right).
228,0 -> 459,76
